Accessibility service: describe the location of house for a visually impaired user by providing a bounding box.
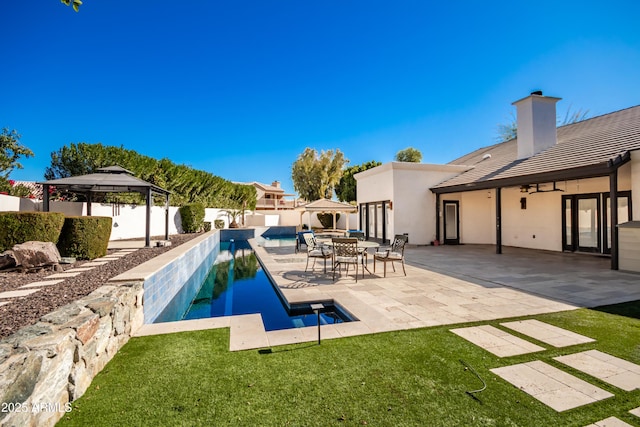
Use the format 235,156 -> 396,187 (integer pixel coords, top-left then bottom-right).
246,181 -> 296,210
355,92 -> 640,270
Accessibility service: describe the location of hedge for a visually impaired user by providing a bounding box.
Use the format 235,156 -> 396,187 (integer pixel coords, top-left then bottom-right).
179,203 -> 205,233
317,213 -> 341,229
0,212 -> 66,252
57,216 -> 112,260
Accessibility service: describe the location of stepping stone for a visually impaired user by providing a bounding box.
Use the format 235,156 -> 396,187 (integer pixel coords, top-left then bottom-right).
66,267 -> 95,272
80,261 -> 109,267
19,279 -> 64,289
0,289 -> 40,299
450,325 -> 545,357
45,272 -> 82,279
584,416 -> 634,427
554,350 -> 640,391
491,361 -> 614,412
501,319 -> 595,347
630,407 -> 640,418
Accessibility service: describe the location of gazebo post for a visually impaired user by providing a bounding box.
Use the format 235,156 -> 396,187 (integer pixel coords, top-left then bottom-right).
164,194 -> 170,241
145,187 -> 152,248
43,185 -> 50,212
86,193 -> 92,216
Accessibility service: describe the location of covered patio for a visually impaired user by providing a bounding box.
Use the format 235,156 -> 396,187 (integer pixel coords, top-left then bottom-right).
295,198 -> 358,232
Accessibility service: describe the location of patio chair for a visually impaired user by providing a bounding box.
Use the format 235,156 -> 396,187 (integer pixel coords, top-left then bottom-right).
296,230 -> 314,253
331,237 -> 363,282
373,234 -> 408,277
303,232 -> 332,273
347,231 -> 365,240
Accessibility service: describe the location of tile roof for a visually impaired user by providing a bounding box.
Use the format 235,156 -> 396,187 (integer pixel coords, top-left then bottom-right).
433,105 -> 640,192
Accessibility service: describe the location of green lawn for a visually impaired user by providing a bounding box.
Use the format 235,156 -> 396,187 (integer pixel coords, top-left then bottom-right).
58,303 -> 640,426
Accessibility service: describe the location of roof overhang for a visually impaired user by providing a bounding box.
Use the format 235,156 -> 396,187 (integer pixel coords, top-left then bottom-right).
431,151 -> 632,194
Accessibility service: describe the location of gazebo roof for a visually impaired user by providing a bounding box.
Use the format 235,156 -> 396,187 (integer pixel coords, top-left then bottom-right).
38,166 -> 169,195
295,198 -> 357,212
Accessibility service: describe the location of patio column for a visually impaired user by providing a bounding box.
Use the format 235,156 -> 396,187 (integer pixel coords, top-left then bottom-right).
496,187 -> 502,254
610,170 -> 619,270
435,193 -> 441,243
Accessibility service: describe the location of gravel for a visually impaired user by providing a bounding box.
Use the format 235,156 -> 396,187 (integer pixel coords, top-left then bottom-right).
0,233 -> 202,339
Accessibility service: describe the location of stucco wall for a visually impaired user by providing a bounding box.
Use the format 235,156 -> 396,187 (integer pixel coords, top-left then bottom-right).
459,190 -> 495,244
356,162 -> 469,245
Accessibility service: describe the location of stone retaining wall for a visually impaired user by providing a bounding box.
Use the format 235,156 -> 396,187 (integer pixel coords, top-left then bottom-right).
0,281 -> 143,427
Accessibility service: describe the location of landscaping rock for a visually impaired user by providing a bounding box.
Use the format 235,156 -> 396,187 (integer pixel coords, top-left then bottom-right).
0,250 -> 17,270
11,241 -> 62,270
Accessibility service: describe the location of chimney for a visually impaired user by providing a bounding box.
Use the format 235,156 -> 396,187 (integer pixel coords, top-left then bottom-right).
513,91 -> 561,160
272,180 -> 281,188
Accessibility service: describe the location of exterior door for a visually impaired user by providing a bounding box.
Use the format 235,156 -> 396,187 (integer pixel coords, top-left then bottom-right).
443,201 -> 460,245
603,191 -> 632,254
562,194 -> 601,253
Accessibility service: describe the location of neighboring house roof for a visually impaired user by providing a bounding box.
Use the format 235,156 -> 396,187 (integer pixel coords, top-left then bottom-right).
432,105 -> 640,193
241,181 -> 294,197
295,198 -> 357,212
10,181 -> 44,199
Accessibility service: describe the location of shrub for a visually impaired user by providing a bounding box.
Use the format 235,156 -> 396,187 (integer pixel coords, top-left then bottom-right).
316,213 -> 340,229
0,212 -> 65,251
214,219 -> 225,229
57,216 -> 112,260
179,203 -> 205,233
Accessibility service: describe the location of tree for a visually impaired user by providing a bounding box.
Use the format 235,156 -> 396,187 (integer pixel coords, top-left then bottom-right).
291,148 -> 347,201
335,160 -> 381,203
395,147 -> 422,163
496,107 -> 591,142
61,0 -> 83,12
0,128 -> 34,181
46,142 -> 256,208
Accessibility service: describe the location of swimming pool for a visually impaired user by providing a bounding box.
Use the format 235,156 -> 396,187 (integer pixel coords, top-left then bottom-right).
155,239 -> 354,331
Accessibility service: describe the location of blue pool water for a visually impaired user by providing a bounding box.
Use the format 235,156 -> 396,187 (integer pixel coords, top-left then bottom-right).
157,240 -> 353,331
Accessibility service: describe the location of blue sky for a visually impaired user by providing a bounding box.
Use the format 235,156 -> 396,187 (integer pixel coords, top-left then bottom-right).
2,1 -> 640,195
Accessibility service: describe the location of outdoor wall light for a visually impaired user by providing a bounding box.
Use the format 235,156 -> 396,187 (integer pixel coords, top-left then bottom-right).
520,185 -> 530,193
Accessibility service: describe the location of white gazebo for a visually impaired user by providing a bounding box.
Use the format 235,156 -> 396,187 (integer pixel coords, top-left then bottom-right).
295,198 -> 357,231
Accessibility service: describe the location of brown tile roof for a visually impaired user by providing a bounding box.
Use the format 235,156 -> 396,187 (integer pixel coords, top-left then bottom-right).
433,105 -> 640,192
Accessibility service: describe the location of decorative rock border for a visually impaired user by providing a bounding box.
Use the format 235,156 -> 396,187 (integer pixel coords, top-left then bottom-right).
0,281 -> 144,427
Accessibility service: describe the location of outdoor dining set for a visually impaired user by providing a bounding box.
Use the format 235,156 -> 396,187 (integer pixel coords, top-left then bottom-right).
298,230 -> 408,281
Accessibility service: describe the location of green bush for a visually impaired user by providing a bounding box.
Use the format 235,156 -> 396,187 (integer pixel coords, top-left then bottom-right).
214,219 -> 225,229
0,212 -> 66,251
57,216 -> 112,260
179,203 -> 205,233
316,213 -> 341,229
203,221 -> 212,232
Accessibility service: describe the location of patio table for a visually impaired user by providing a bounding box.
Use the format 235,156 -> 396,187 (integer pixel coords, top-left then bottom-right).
320,240 -> 380,274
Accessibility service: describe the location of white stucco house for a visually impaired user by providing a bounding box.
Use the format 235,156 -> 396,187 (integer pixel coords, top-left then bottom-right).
355,92 -> 640,270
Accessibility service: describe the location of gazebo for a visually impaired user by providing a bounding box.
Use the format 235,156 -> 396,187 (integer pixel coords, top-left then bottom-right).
38,166 -> 171,247
295,198 -> 358,231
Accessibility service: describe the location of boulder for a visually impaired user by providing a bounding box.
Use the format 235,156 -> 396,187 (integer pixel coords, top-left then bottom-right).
12,241 -> 62,270
0,250 -> 17,270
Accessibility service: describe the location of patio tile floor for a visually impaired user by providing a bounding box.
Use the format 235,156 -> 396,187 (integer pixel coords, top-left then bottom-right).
584,417 -> 634,427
